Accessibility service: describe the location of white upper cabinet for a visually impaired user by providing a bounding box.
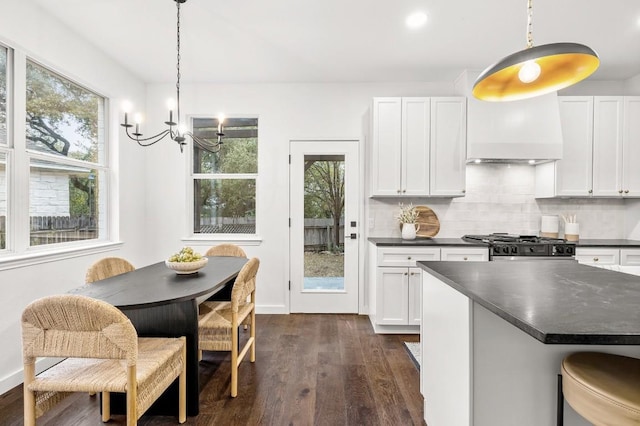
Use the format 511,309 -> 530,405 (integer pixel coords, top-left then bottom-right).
370,97 -> 466,197
430,97 -> 467,196
623,97 -> 640,196
592,96 -> 623,196
402,98 -> 431,196
536,96 -> 640,198
371,98 -> 403,196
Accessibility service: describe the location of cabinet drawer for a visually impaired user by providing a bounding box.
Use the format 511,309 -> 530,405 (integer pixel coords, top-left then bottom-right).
377,247 -> 440,267
621,249 -> 640,266
575,248 -> 619,265
440,247 -> 489,262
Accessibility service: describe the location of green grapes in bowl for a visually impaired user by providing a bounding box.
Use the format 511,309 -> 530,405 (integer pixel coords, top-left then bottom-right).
166,247 -> 208,274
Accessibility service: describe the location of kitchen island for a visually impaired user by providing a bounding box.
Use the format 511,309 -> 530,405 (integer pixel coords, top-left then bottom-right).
418,260 -> 640,426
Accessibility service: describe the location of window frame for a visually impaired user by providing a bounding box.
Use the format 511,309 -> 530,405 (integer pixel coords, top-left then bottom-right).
186,115 -> 261,244
0,45 -> 121,270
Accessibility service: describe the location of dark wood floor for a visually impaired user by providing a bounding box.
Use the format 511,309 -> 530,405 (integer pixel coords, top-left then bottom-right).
0,314 -> 423,425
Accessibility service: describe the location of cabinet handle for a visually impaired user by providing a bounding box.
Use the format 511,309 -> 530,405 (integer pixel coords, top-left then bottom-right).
463,257 -> 468,261
407,256 -> 412,260
588,189 -> 593,194
619,190 -> 624,194
625,190 -> 630,194
402,189 -> 406,193
404,272 -> 408,276
410,272 -> 415,276
397,189 -> 401,194
462,189 -> 466,194
593,257 -> 599,262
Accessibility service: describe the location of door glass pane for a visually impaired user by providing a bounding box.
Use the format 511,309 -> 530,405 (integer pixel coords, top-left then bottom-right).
303,155 -> 345,290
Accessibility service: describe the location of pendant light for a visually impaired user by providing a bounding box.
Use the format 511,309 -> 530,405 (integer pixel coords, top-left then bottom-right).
121,0 -> 225,153
473,0 -> 599,102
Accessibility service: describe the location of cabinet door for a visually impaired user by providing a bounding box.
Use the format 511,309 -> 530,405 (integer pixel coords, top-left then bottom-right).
371,98 -> 402,196
430,97 -> 467,196
408,268 -> 422,325
402,98 -> 431,196
376,267 -> 409,325
575,248 -> 620,265
621,249 -> 640,266
441,247 -> 489,261
623,97 -> 640,197
593,97 -> 623,197
556,97 -> 594,196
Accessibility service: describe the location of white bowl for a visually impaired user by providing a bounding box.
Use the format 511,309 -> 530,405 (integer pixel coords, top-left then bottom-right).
165,257 -> 208,275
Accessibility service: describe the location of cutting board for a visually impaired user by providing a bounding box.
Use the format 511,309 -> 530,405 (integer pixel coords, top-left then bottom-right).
414,205 -> 440,237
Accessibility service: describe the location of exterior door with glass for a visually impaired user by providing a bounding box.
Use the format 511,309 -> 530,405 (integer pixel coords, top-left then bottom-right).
289,140 -> 359,313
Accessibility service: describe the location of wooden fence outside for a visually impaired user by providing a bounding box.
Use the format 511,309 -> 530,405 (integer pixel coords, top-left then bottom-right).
303,218 -> 344,252
0,215 -> 98,246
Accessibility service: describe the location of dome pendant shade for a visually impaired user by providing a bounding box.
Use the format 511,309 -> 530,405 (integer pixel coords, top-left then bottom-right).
472,42 -> 600,102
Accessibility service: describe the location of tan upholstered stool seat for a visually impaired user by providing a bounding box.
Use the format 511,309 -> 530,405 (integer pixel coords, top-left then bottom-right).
561,352 -> 640,425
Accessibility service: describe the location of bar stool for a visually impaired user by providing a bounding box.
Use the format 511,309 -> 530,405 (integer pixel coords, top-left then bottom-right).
559,352 -> 640,425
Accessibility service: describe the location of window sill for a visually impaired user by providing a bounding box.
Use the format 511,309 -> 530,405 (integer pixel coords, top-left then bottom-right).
0,241 -> 124,272
182,235 -> 263,246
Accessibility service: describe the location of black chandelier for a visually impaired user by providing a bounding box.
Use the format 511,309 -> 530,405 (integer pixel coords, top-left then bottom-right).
121,0 -> 224,153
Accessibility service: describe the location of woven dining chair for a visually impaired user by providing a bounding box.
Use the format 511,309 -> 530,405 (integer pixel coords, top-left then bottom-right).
198,257 -> 259,397
85,257 -> 136,284
21,294 -> 186,426
203,244 -> 247,303
205,243 -> 247,258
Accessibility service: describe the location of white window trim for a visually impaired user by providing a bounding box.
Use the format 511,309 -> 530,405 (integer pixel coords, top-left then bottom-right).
0,46 -> 116,264
186,115 -> 260,242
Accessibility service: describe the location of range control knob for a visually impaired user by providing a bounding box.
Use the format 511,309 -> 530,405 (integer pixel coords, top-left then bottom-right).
556,246 -> 565,254
510,246 -> 518,254
566,246 -> 574,255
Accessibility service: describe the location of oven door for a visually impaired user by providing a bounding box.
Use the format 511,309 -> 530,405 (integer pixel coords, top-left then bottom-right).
491,255 -> 576,261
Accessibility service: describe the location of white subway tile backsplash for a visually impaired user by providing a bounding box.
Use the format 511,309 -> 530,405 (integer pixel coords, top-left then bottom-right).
368,164 -> 627,239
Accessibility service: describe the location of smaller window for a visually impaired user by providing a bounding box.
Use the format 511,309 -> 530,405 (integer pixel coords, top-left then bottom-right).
192,117 -> 258,235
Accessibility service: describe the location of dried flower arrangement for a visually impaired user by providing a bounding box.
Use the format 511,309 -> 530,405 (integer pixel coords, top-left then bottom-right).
396,203 -> 419,224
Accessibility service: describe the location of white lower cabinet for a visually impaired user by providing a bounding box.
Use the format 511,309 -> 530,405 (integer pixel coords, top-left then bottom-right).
575,248 -> 640,266
370,245 -> 488,334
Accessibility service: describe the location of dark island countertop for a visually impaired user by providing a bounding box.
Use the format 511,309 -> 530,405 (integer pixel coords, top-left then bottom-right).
368,237 -> 486,247
576,239 -> 640,248
418,260 -> 640,345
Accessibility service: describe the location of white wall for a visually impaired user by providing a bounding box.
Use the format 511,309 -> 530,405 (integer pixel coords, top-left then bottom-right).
0,1 -> 146,394
142,81 -> 457,314
369,164 -> 627,239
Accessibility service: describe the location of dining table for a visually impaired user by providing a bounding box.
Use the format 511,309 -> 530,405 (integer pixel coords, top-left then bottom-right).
69,255 -> 248,417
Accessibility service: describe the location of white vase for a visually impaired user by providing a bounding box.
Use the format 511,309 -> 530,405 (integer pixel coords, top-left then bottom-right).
401,223 -> 419,240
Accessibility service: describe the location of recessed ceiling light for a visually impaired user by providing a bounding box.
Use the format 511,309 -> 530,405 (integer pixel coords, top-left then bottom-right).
406,11 -> 428,29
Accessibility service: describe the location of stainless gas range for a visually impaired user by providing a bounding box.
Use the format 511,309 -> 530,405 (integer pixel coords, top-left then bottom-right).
462,233 -> 576,261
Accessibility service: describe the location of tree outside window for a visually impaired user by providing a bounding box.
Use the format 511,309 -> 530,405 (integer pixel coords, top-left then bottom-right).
192,117 -> 258,235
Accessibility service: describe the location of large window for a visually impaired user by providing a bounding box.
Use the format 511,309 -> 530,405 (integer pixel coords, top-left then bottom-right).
192,117 -> 258,235
24,60 -> 107,247
0,152 -> 6,250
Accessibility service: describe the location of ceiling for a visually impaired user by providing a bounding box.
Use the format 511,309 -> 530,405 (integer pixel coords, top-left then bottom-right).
34,0 -> 640,85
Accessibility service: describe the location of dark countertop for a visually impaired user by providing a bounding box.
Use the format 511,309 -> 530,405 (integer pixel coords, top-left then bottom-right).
418,260 -> 640,345
368,237 -> 486,247
576,239 -> 640,248
369,237 -> 640,248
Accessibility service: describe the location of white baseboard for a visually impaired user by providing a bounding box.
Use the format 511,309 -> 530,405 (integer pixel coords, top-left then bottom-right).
0,357 -> 62,396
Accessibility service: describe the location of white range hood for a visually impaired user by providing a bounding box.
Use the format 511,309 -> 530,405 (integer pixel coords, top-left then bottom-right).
457,70 -> 563,163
